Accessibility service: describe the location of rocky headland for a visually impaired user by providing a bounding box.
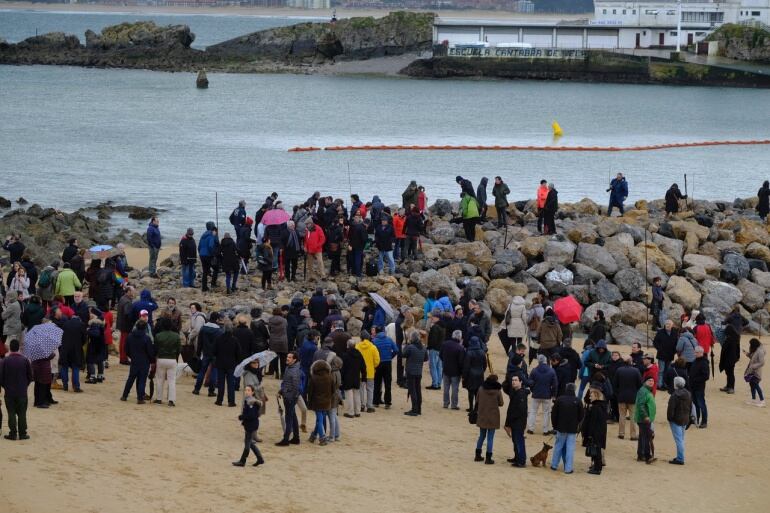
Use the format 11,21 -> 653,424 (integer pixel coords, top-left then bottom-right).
4,194 -> 770,344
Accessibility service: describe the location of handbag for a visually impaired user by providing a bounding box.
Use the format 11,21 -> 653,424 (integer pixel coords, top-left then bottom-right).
468,409 -> 478,425
585,443 -> 600,458
744,372 -> 759,384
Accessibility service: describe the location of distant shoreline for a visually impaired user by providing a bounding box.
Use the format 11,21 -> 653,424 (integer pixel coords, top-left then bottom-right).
0,2 -> 591,21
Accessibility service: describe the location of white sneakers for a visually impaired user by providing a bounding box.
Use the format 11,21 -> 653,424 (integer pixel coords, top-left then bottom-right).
746,399 -> 767,407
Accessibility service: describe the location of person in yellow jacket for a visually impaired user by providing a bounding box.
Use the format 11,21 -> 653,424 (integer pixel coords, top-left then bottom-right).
54,262 -> 82,307
356,334 -> 381,413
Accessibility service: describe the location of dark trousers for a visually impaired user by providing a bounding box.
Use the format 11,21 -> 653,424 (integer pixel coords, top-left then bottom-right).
512,427 -> 526,465
261,270 -> 273,289
5,396 -> 28,436
200,256 -> 219,291
283,398 -> 299,441
216,369 -> 236,405
373,361 -> 392,406
329,252 -> 341,275
591,453 -> 604,473
406,375 -> 422,414
404,237 -> 418,260
637,421 -> 653,460
351,249 -> 363,277
610,395 -> 619,422
725,365 -> 735,389
122,364 -> 149,400
269,352 -> 287,379
496,207 -> 507,227
239,429 -> 263,463
608,201 -> 624,216
33,382 -> 51,406
692,389 -> 708,424
537,209 -> 545,233
286,257 -> 298,282
544,212 -> 556,234
462,219 -> 476,241
396,345 -> 405,386
468,387 -> 479,412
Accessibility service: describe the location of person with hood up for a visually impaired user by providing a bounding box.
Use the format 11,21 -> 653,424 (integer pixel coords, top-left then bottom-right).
744,338 -> 766,407
440,329 -> 465,410
550,382 -> 584,473
476,177 -> 489,221
230,200 -> 247,239
120,318 -> 155,404
474,374 -> 504,464
492,176 -> 510,228
606,172 -> 628,216
36,263 -> 58,309
341,339 -> 366,418
372,325 -> 398,409
403,330 -> 427,416
585,339 -> 611,381
146,217 -> 161,276
192,311 -> 224,396
634,375 -> 657,463
459,192 -> 480,242
536,307 -> 563,360
503,374 -> 529,467
582,384 -> 608,474
612,356 -> 642,441
217,232 -> 239,294
757,180 -> 770,221
503,296 -> 528,355
462,336 -> 487,413
676,328 -> 699,366
402,181 -> 419,210
355,333 -> 381,413
307,359 -> 335,446
178,228 -> 197,288
299,329 -> 320,387
198,221 -> 220,292
370,195 -> 385,225
85,308 -> 106,384
232,384 -> 265,467
132,289 -> 158,328
665,183 -> 687,217
455,176 -> 476,199
526,354 -> 557,435
417,186 -> 428,214
551,353 -> 572,397
543,183 -> 558,234
667,376 -> 692,465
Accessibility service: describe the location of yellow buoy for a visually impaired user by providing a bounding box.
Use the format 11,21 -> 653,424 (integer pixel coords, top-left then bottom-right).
552,120 -> 563,137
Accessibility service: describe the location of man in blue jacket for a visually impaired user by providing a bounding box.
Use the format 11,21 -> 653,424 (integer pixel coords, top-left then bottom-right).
372,325 -> 398,409
120,320 -> 155,404
607,173 -> 628,217
146,217 -> 161,276
198,221 -> 220,292
230,200 -> 247,241
527,354 -> 558,435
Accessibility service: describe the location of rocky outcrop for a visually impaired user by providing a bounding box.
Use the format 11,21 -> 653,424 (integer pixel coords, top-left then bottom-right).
707,23 -> 770,63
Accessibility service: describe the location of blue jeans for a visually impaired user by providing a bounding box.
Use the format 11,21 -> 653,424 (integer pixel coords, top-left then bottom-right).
122,364 -> 148,400
351,249 -> 363,277
692,389 -> 708,424
657,360 -> 669,388
512,428 -> 526,465
394,239 -> 404,261
750,381 -> 765,401
60,366 -> 80,389
194,356 -> 217,394
225,270 -> 239,291
377,250 -> 395,274
181,263 -> 195,287
669,422 -> 686,462
328,408 -> 340,439
272,247 -> 281,271
216,369 -> 236,405
314,410 -> 328,439
550,431 -> 576,472
443,375 -> 460,408
577,375 -> 590,399
476,428 -> 496,452
428,349 -> 443,388
283,398 -> 299,441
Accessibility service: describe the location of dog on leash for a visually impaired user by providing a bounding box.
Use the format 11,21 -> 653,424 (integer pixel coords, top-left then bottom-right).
530,442 -> 553,467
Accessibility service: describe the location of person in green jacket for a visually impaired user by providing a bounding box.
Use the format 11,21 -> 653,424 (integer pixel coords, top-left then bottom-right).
460,192 -> 480,242
492,176 -> 511,228
153,316 -> 181,407
53,263 -> 82,307
634,375 -> 657,464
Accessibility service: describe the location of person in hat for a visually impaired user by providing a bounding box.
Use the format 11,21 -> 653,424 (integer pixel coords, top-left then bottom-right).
665,183 -> 687,217
474,374 -> 504,464
667,376 -> 692,465
642,353 -> 660,396
634,375 -> 657,464
582,383 -> 608,474
585,339 -> 611,381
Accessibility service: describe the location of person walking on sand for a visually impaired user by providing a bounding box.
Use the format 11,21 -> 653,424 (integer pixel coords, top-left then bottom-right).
492,176 -> 510,228
276,351 -> 302,446
146,217 -> 161,277
606,172 -> 628,217
355,333 -> 380,413
403,331 -> 427,417
719,324 -> 741,394
504,374 -> 529,468
667,376 -> 692,465
527,354 -> 558,435
550,382 -> 584,474
582,384 -> 608,474
120,318 -> 155,404
744,338 -> 766,407
0,339 -> 33,440
232,385 -> 265,467
307,359 -> 335,446
690,346 -> 710,427
635,376 -> 657,464
474,374 -> 504,465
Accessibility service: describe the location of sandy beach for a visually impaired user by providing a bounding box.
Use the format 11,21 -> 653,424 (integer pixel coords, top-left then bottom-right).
1,326 -> 768,512
0,1 -> 590,21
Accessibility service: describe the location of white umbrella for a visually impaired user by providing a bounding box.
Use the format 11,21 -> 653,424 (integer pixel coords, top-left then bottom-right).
234,350 -> 277,378
368,292 -> 395,322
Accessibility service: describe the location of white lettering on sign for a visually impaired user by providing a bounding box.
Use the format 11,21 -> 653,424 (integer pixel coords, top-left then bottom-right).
447,47 -> 587,59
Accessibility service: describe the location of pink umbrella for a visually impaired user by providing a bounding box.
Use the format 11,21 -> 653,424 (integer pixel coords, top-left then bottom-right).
261,209 -> 290,226
553,295 -> 583,324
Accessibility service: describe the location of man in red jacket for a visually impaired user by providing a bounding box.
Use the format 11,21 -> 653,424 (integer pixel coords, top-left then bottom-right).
536,179 -> 549,234
305,221 -> 326,282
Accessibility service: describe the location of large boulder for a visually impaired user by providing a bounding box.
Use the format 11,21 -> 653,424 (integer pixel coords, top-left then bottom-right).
620,301 -> 649,326
494,248 -> 527,275
488,279 -> 529,297
701,280 -> 743,315
735,219 -> 770,246
628,243 -> 677,275
721,252 -> 750,284
737,278 -> 766,312
544,268 -> 573,295
429,223 -> 457,244
581,302 -> 621,329
85,22 -> 194,50
462,277 -> 488,301
430,198 -> 452,217
520,236 -> 547,259
485,288 -> 512,317
489,263 -> 514,279
683,253 -> 721,275
571,263 -> 607,285
751,268 -> 770,289
652,234 -> 684,268
590,278 -> 623,305
575,243 -> 618,276
669,221 -> 710,243
610,323 -> 648,346
566,284 -> 590,305
666,276 -> 702,311
414,269 -> 460,302
613,268 -> 647,302
543,239 -> 576,266
442,241 -> 495,274
526,261 -> 554,279
745,242 -> 770,265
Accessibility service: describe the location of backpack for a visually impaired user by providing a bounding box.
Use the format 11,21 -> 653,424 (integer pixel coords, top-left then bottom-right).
38,269 -> 52,289
229,208 -> 240,226
528,312 -> 541,332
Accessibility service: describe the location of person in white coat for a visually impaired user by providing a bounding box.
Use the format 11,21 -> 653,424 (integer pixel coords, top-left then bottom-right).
503,296 -> 528,354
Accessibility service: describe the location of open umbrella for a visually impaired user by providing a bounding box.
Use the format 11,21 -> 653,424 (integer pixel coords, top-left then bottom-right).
22,322 -> 63,362
369,292 -> 395,322
89,244 -> 113,253
234,350 -> 277,378
261,209 -> 290,226
553,295 -> 583,324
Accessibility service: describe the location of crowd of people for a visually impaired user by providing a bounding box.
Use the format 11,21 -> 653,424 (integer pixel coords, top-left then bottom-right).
0,176 -> 768,474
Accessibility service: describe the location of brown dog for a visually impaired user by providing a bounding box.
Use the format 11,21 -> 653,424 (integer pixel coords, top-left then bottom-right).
530,442 -> 553,467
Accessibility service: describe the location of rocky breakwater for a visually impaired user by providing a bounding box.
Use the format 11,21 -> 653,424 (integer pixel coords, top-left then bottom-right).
707,23 -> 770,63
128,195 -> 770,347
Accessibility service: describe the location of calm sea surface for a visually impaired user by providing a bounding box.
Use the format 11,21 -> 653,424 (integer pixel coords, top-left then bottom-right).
1,11 -> 769,235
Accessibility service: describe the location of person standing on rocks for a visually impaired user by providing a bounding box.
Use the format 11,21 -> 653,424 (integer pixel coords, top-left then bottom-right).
61,238 -> 79,265
218,232 -> 239,294
198,221 -> 220,292
178,228 -> 197,288
543,183 -> 559,235
230,200 -> 247,241
665,183 -> 687,217
757,181 -> 770,222
374,216 -> 396,275
492,176 -> 510,228
459,192 -> 480,242
606,172 -> 628,217
476,177 -> 489,221
146,217 -> 161,277
651,277 -> 665,329
3,234 -> 25,264
305,221 -> 326,282
402,181 -> 419,210
536,180 -> 549,233
455,176 -> 476,199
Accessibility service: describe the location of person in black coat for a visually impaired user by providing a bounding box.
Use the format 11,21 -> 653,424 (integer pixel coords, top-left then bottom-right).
178,229 -> 197,288
308,289 -> 329,326
249,308 -> 270,353
219,233 -> 240,293
232,386 -> 264,467
689,348 -> 710,428
612,358 -> 642,440
59,315 -> 86,392
719,324 -> 741,393
664,357 -> 690,394
61,238 -> 79,265
542,183 -> 558,235
283,221 -> 303,282
757,180 -> 770,221
653,320 -> 679,391
550,382 -> 584,473
214,323 -> 241,407
558,340 -> 581,384
341,341 -> 366,417
551,354 -> 573,398
581,385 -> 608,475
665,183 -> 687,216
503,374 -> 529,467
121,321 -> 155,403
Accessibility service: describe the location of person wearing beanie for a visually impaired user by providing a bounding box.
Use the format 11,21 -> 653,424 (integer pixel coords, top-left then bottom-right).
550,382 -> 584,473
667,376 -> 692,465
582,383 -> 608,474
634,376 -> 657,464
474,374 -> 504,465
526,354 -> 557,435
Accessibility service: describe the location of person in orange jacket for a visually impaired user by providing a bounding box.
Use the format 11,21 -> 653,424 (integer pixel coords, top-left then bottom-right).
304,221 -> 326,281
536,179 -> 549,234
393,208 -> 406,262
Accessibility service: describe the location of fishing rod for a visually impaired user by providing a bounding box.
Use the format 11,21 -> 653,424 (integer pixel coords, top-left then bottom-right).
347,162 -> 352,198
684,173 -> 689,211
644,227 -> 650,348
215,192 -> 219,229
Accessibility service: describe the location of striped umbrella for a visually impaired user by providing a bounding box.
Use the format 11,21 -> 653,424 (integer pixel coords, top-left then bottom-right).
22,322 -> 63,362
